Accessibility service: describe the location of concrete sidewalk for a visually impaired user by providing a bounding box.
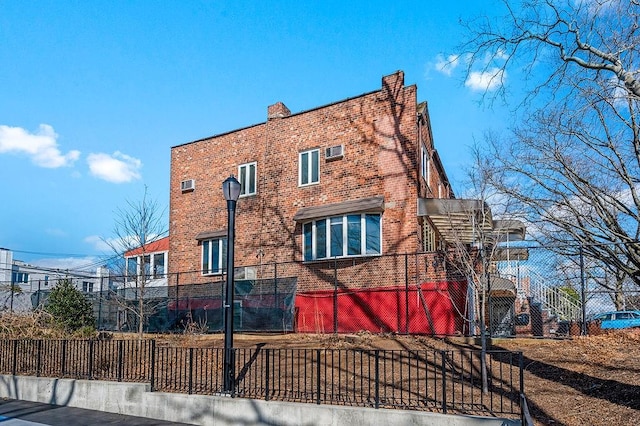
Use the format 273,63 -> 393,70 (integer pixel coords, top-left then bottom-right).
0,399 -> 191,426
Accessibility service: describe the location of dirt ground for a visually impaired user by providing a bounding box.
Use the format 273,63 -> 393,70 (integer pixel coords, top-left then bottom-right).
157,330 -> 640,426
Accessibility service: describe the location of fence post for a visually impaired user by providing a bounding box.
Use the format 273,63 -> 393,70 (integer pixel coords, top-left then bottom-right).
12,340 -> 18,376
374,350 -> 380,409
88,339 -> 94,380
97,278 -> 103,330
333,258 -> 338,334
579,245 -> 587,336
519,351 -> 524,396
441,350 -> 447,414
519,351 -> 525,424
188,347 -> 194,395
316,349 -> 321,405
117,340 -> 124,382
265,349 -> 270,401
61,340 -> 67,377
36,340 -> 42,377
150,340 -> 156,392
175,272 -> 180,326
404,254 -> 409,334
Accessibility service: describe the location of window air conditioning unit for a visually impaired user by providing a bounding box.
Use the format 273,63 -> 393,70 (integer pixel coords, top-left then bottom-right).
181,179 -> 195,192
325,145 -> 344,160
244,267 -> 257,280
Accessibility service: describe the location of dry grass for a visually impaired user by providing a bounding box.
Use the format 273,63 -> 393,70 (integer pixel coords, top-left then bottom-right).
151,330 -> 640,425
2,313 -> 637,425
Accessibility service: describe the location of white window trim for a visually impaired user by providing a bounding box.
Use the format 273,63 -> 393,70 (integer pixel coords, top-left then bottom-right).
201,238 -> 226,276
238,161 -> 257,197
303,213 -> 382,261
421,144 -> 430,188
125,251 -> 168,280
299,149 -> 320,187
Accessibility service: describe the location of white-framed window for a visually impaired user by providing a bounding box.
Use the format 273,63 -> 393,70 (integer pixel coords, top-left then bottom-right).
82,281 -> 94,293
302,213 -> 382,261
421,144 -> 430,186
422,219 -> 437,252
125,252 -> 168,280
299,149 -> 320,186
238,162 -> 257,197
202,237 -> 227,275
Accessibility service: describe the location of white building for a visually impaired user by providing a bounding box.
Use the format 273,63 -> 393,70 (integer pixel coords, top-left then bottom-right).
0,247 -> 111,311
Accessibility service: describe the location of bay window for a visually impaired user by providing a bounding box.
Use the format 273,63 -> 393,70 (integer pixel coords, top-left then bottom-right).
303,213 -> 381,261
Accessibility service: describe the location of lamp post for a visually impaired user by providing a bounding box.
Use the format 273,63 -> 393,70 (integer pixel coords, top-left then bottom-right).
222,174 -> 241,393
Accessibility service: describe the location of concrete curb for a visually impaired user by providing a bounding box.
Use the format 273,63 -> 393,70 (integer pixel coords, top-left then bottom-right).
0,375 -> 520,426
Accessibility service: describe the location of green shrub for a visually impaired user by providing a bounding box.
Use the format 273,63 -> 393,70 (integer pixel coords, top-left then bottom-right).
44,279 -> 96,333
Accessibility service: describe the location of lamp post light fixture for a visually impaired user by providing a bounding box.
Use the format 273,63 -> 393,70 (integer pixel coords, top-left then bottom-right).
222,174 -> 241,393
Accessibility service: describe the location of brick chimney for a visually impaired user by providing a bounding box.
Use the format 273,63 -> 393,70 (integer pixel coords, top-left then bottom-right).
381,70 -> 405,99
267,102 -> 291,120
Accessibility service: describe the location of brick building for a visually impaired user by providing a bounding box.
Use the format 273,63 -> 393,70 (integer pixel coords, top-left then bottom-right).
168,71 -> 494,334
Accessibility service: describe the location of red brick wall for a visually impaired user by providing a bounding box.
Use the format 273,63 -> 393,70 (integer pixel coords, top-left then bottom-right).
169,71 -> 439,284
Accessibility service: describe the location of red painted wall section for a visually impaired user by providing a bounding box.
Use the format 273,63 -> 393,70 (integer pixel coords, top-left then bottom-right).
295,281 -> 469,335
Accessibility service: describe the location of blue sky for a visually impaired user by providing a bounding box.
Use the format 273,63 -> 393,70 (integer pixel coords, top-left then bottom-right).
0,1 -> 510,269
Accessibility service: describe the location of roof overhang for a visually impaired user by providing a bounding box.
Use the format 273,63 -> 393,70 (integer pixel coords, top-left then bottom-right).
417,198 -> 526,245
417,198 -> 493,244
481,275 -> 517,295
492,247 -> 530,261
293,196 -> 385,222
195,229 -> 226,241
492,220 -> 527,242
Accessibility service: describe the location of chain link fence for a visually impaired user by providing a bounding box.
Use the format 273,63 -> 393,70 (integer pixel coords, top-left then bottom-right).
2,242 -> 638,337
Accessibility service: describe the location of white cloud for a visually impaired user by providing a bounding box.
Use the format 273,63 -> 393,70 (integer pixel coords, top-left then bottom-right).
87,151 -> 142,183
465,68 -> 506,91
0,124 -> 80,168
84,235 -> 114,252
434,54 -> 460,76
85,233 -> 161,254
32,256 -> 102,272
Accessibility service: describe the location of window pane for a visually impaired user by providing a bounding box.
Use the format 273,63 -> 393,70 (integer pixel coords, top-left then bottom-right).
330,217 -> 343,257
239,165 -> 247,195
311,150 -> 319,183
143,255 -> 151,278
249,163 -> 256,194
202,242 -> 210,273
365,214 -> 381,254
127,257 -> 138,277
303,223 -> 313,261
212,240 -> 220,273
154,253 -> 165,278
221,238 -> 228,272
300,152 -> 309,185
347,215 -> 361,255
316,219 -> 327,259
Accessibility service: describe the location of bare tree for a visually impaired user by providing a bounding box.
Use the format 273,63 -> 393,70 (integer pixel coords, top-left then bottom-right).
432,146 -> 525,393
459,0 -> 640,286
106,186 -> 167,338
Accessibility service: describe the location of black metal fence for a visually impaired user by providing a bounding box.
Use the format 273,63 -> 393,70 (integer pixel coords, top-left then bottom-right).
0,339 -> 524,419
7,242 -> 639,338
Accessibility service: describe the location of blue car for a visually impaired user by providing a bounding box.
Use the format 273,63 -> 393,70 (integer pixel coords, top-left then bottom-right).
592,310 -> 640,329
